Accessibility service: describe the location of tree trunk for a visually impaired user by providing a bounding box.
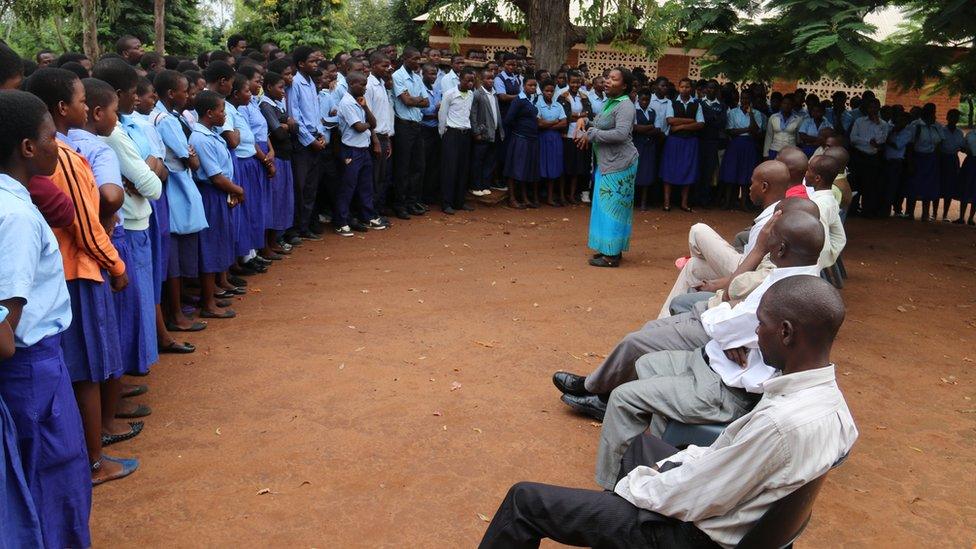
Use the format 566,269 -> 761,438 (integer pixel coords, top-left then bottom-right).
154,0 -> 166,54
80,0 -> 100,60
525,0 -> 581,73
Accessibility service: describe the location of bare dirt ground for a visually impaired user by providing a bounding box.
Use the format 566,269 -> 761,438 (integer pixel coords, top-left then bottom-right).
91,205 -> 976,548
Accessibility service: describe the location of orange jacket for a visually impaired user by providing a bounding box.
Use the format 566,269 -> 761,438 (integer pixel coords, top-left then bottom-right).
50,139 -> 126,281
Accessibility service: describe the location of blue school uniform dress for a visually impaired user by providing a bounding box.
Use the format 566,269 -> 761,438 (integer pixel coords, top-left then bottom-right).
908,120 -> 943,201
503,93 -> 540,183
132,113 -> 171,304
225,101 -> 267,256
0,173 -> 91,549
798,116 -> 833,157
190,122 -> 237,274
720,107 -> 763,186
960,132 -> 976,204
661,96 -> 703,186
938,125 -> 965,200
697,97 -> 727,204
634,105 -> 657,187
561,92 -> 591,176
885,125 -> 913,208
536,98 -> 566,179
152,101 -> 208,280
258,95 -> 295,232
245,97 -> 275,230
335,94 -> 380,227
60,130 -> 125,384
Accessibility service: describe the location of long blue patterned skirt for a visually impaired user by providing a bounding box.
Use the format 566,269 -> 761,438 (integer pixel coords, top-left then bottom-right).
588,161 -> 638,256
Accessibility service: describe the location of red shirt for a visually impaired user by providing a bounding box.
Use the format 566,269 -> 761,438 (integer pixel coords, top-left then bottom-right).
28,175 -> 76,228
785,184 -> 808,199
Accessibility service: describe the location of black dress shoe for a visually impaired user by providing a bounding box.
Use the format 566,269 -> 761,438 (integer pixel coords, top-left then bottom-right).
408,204 -> 426,215
349,220 -> 369,232
442,206 -> 456,215
459,203 -> 475,211
227,276 -> 247,287
416,203 -> 430,212
552,371 -> 589,396
394,209 -> 411,220
560,394 -> 607,422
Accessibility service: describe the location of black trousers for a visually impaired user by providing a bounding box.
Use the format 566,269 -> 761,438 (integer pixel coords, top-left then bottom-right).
393,119 -> 425,210
479,434 -> 720,549
314,146 -> 340,221
372,134 -> 393,210
471,138 -> 498,191
291,144 -> 321,233
696,140 -> 722,206
851,149 -> 884,216
421,125 -> 441,204
440,128 -> 472,208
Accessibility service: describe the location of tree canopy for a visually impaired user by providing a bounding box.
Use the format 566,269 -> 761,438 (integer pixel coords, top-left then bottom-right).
232,0 -> 357,55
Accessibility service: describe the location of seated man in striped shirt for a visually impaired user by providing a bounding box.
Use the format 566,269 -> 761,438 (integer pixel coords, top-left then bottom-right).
479,276 -> 858,549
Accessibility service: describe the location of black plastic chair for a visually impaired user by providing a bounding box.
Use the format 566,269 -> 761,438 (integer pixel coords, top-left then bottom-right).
734,453 -> 850,549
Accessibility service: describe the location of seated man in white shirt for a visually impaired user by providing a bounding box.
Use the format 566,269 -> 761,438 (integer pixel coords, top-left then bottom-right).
479,276 -> 858,549
658,161 -> 792,319
592,209 -> 825,488
804,154 -> 846,268
554,200 -> 823,421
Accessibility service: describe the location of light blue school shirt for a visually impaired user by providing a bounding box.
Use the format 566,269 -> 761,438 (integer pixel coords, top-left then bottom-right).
286,71 -> 324,148
392,66 -> 429,122
120,113 -> 154,160
939,125 -> 965,154
0,173 -> 72,347
909,119 -> 942,154
317,89 -> 337,142
151,101 -> 208,234
224,102 -> 256,158
536,98 -> 566,122
798,117 -> 833,138
565,93 -> 585,138
966,131 -> 976,156
588,90 -> 608,114
666,96 -> 705,124
245,97 -> 270,142
726,107 -> 764,130
439,70 -> 459,94
825,107 -> 854,133
884,126 -> 913,160
65,128 -> 125,228
421,84 -> 441,129
554,85 -> 569,98
337,93 -> 371,148
333,72 -> 348,102
189,122 -> 235,183
132,112 -> 166,158
493,71 -> 523,96
850,117 -> 889,154
649,95 -> 672,135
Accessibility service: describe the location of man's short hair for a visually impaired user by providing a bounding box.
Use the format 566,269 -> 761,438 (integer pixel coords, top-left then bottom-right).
115,35 -> 139,54
202,60 -> 234,83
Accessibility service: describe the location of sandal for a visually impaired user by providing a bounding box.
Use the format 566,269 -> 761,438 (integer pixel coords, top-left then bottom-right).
199,308 -> 237,319
91,455 -> 139,486
101,421 -> 144,446
214,290 -> 235,299
165,321 -> 207,332
115,403 -> 152,419
230,287 -> 247,296
121,384 -> 148,398
159,341 -> 195,354
588,255 -> 621,268
681,206 -> 694,213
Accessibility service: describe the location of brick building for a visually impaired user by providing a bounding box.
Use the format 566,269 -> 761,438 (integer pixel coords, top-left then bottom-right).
419,13 -> 960,113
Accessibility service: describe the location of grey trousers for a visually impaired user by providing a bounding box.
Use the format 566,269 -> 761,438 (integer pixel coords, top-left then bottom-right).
669,291 -> 715,316
732,229 -> 750,254
595,349 -> 759,489
583,301 -> 712,395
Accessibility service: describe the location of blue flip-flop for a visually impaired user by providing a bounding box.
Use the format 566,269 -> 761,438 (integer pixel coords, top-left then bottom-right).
92,455 -> 139,486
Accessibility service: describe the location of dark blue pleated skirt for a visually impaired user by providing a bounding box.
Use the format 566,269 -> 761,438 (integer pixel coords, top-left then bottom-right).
197,182 -> 235,274
539,130 -> 563,179
960,156 -> 976,203
113,227 -> 158,376
938,152 -> 960,199
0,395 -> 42,548
661,135 -> 699,186
270,157 -> 295,231
147,188 -> 170,304
0,334 -> 91,549
635,138 -> 657,187
504,134 -> 540,183
910,152 -> 940,200
719,135 -> 758,186
167,232 -> 200,279
233,154 -> 268,256
61,277 -> 124,383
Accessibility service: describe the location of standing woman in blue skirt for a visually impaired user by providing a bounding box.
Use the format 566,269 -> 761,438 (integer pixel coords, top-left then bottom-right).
536,80 -> 567,207
937,108 -> 964,222
660,77 -> 703,212
719,90 -> 763,210
633,89 -> 661,211
503,77 -> 541,209
906,103 -> 943,221
575,67 -> 639,268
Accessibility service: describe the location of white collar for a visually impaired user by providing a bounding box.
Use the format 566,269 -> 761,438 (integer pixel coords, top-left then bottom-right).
755,200 -> 779,224
761,365 -> 836,395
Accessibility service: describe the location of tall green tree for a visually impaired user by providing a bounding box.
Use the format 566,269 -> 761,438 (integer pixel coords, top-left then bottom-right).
98,0 -> 211,55
233,0 -> 357,55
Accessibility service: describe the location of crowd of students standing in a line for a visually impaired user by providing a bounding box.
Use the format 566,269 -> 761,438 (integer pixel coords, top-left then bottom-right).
0,31 -> 969,548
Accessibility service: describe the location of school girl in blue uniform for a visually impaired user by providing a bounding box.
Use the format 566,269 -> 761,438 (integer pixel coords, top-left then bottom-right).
536,80 -> 568,207
558,71 -> 591,204
661,77 -> 704,212
957,130 -> 976,225
719,90 -> 763,210
258,71 -> 296,250
633,90 -> 660,211
907,103 -> 943,221
0,89 -> 92,549
503,77 -> 541,209
227,73 -> 272,267
797,101 -> 832,158
937,109 -> 964,222
189,90 -> 244,319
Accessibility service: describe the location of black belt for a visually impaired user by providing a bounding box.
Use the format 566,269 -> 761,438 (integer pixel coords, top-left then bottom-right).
396,119 -> 421,126
448,127 -> 471,133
